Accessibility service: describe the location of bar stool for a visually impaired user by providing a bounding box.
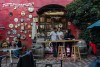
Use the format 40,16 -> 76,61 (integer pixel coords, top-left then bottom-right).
72,45 -> 81,62
58,46 -> 66,60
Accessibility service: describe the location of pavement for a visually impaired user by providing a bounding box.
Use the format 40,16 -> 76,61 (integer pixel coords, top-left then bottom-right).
1,55 -> 97,67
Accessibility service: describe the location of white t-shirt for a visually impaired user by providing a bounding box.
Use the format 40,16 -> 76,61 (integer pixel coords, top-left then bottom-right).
50,31 -> 58,41
57,31 -> 63,40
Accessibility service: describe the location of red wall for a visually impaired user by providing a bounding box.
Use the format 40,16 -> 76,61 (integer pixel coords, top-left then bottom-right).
0,0 -> 78,47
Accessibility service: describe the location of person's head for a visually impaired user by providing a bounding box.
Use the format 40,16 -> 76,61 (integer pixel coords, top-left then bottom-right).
58,28 -> 61,32
53,27 -> 57,32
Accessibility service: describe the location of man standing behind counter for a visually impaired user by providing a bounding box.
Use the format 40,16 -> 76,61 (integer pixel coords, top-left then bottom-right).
50,27 -> 58,57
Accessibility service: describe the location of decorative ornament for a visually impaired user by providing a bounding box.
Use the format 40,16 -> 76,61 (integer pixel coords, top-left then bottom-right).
28,14 -> 33,18
24,30 -> 27,34
27,18 -> 30,21
9,12 -> 13,16
28,25 -> 31,28
17,23 -> 20,26
20,18 -> 24,22
59,23 -> 63,28
25,23 -> 27,26
14,6 -> 17,10
28,6 -> 34,12
21,23 -> 24,25
7,31 -> 11,34
12,29 -> 17,34
21,35 -> 26,40
30,23 -> 33,25
21,26 -> 25,31
29,34 -> 32,38
17,34 -> 21,38
15,25 -> 18,28
14,18 -> 18,22
21,11 -> 25,16
9,24 -> 14,28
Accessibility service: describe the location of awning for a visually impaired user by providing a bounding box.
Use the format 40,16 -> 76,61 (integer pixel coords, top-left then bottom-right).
87,20 -> 100,29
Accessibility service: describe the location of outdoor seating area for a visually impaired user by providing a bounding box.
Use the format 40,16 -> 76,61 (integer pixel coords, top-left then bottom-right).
0,39 -> 100,67
0,0 -> 100,67
0,53 -> 99,67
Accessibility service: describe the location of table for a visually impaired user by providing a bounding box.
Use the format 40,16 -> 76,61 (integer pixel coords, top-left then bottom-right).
37,40 -> 80,44
37,40 -> 80,57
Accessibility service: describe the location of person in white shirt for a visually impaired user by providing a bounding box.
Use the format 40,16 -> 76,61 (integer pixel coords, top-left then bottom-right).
57,28 -> 63,40
57,28 -> 64,46
50,27 -> 58,57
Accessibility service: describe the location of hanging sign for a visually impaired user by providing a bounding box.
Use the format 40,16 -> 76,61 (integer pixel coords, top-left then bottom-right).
2,2 -> 34,7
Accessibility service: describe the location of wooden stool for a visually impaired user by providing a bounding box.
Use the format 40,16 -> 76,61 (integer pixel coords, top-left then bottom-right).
72,45 -> 81,62
58,46 -> 66,60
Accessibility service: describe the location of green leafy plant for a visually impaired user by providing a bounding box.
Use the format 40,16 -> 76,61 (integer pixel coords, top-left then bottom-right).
65,0 -> 100,43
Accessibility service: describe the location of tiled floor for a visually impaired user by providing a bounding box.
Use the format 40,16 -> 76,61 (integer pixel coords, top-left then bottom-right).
1,55 -> 97,67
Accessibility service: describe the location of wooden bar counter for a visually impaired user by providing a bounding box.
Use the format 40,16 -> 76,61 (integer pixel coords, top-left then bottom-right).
37,40 -> 80,44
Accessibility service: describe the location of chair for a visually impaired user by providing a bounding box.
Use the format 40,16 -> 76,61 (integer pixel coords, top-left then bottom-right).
89,58 -> 100,67
17,51 -> 36,67
0,51 -> 8,67
9,48 -> 23,67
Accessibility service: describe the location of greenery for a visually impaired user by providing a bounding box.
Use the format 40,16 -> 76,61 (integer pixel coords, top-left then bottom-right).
65,0 -> 100,43
65,0 -> 100,29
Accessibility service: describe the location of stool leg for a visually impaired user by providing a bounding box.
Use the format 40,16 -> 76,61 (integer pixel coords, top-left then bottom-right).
78,47 -> 81,61
74,46 -> 76,62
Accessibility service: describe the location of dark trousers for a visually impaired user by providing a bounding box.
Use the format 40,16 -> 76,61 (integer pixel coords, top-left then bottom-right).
52,42 -> 58,57
65,42 -> 72,57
